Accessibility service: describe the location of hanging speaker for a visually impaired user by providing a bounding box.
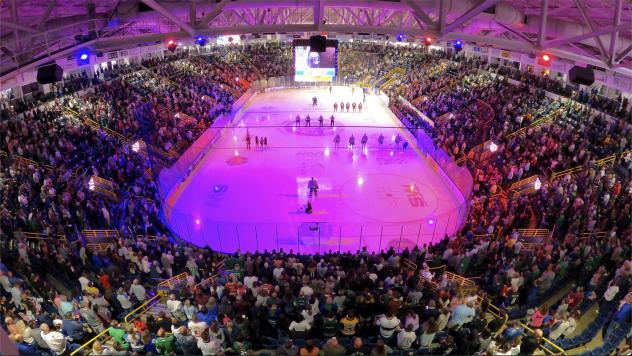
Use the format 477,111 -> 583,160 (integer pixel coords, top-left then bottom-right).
309,35 -> 327,52
569,66 -> 594,86
36,63 -> 63,84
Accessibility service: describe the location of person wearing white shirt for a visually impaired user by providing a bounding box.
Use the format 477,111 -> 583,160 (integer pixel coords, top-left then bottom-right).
167,294 -> 184,319
116,289 -> 133,312
243,275 -> 258,290
78,274 -> 90,291
288,316 -> 311,338
197,333 -> 222,355
273,267 -> 284,281
604,281 -> 620,302
0,271 -> 12,293
10,285 -> 22,308
397,325 -> 417,350
188,315 -> 208,339
129,279 -> 146,302
40,323 -> 66,355
300,284 -> 314,297
549,313 -> 570,340
376,313 -> 400,339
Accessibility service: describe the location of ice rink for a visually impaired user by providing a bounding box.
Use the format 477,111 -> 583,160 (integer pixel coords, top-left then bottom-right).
164,87 -> 466,253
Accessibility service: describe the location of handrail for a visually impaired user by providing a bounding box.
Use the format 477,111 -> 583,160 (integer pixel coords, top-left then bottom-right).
444,271 -> 476,288
194,273 -> 219,291
402,258 -> 417,271
69,328 -> 110,356
550,149 -> 631,181
124,294 -> 161,326
508,175 -> 540,191
515,228 -> 550,237
84,118 -> 129,142
14,231 -> 67,242
578,231 -> 608,239
82,229 -> 120,239
86,243 -> 114,252
506,108 -> 563,139
157,272 -> 188,289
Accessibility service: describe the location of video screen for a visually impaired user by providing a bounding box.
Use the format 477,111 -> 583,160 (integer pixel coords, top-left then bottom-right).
294,46 -> 337,82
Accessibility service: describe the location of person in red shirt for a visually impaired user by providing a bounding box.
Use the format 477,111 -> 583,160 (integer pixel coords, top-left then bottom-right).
99,271 -> 111,292
567,286 -> 585,311
225,275 -> 239,296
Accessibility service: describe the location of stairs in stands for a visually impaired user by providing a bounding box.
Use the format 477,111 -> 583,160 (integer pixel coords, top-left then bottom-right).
373,67 -> 405,89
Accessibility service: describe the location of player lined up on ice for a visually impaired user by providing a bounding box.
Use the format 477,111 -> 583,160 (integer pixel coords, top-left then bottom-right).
245,133 -> 268,149
333,133 -> 341,148
295,114 -> 330,127
361,133 -> 368,149
349,134 -> 356,149
395,133 -> 402,148
312,96 -> 317,106
333,101 -> 362,112
255,135 -> 268,149
308,177 -> 319,198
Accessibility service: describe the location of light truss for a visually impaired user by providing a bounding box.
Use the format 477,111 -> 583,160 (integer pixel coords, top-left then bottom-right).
0,0 -> 630,81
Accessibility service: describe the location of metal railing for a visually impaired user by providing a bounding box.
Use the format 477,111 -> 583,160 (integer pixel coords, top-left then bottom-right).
550,149 -> 631,181
124,294 -> 162,326
157,272 -> 189,290
69,328 -> 110,356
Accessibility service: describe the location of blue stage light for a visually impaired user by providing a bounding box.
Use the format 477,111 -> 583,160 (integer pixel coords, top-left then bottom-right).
453,40 -> 463,52
195,36 -> 207,46
76,48 -> 90,65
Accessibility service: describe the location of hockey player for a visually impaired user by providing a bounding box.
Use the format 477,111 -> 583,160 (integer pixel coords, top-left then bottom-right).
318,115 -> 324,127
312,96 -> 318,106
308,177 -> 319,197
378,133 -> 384,145
295,114 -> 301,126
358,102 -> 362,112
349,134 -> 355,149
333,102 -> 338,112
330,115 -> 335,127
340,101 -> 344,111
334,134 -> 341,148
255,136 -> 259,148
352,103 -> 357,112
305,115 -> 311,127
403,141 -> 409,151
245,133 -> 252,149
345,102 -> 350,112
395,133 -> 402,148
361,133 -> 368,149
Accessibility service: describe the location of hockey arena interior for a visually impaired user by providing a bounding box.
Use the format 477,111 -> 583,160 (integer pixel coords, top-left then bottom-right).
0,0 -> 631,355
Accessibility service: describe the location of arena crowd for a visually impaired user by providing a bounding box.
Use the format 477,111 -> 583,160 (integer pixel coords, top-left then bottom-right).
0,41 -> 630,356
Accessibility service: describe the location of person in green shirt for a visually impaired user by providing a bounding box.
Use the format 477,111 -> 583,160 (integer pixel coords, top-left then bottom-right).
231,333 -> 251,355
108,320 -> 129,349
155,327 -> 176,355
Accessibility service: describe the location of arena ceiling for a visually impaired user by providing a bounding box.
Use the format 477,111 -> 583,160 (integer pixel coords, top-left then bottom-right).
1,0 -> 631,81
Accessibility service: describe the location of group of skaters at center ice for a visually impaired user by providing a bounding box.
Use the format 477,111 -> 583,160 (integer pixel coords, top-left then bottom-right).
244,133 -> 269,149
334,132 -> 409,151
295,114 -> 335,127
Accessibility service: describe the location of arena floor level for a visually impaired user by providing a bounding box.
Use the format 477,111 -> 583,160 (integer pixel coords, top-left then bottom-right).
164,87 -> 466,253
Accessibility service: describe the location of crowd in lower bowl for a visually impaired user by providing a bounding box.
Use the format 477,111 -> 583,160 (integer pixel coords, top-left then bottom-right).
0,41 -> 630,355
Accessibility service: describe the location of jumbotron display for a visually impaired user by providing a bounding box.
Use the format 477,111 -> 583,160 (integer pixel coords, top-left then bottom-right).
293,39 -> 338,82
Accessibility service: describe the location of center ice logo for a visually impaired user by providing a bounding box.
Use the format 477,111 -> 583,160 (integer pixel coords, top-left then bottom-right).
404,185 -> 426,208
377,184 -> 426,208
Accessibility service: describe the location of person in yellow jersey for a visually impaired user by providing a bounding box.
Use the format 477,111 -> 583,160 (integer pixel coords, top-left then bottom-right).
340,311 -> 359,336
